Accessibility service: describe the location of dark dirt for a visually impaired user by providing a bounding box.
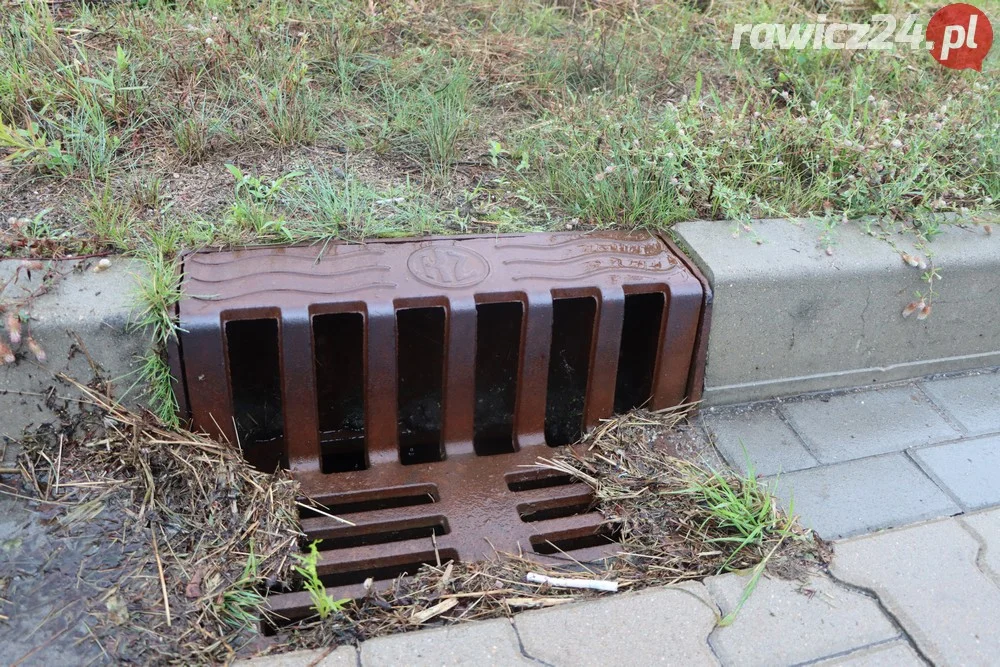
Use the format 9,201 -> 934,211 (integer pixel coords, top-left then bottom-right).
0,385 -> 300,666
0,491 -> 125,666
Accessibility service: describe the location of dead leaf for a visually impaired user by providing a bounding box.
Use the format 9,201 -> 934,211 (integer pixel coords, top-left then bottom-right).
106,593 -> 130,625
435,562 -> 454,594
186,568 -> 204,599
409,597 -> 458,625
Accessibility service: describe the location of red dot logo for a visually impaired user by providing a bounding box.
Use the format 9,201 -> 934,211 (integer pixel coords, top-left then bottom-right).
926,3 -> 993,71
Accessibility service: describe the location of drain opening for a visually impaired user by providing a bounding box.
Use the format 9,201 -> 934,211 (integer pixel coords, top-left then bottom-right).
316,548 -> 460,589
518,499 -> 593,523
300,484 -> 439,517
473,301 -> 523,456
397,307 -> 446,464
313,312 -> 367,473
506,470 -> 575,492
305,517 -> 449,551
545,296 -> 596,446
531,524 -> 621,555
226,318 -> 285,472
614,292 -> 666,413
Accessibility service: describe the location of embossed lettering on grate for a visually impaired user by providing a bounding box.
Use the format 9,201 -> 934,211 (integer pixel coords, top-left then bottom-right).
169,232 -> 711,623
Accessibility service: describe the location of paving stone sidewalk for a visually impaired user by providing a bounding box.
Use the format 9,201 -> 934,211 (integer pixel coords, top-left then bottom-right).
704,367 -> 1000,539
246,368 -> 1000,666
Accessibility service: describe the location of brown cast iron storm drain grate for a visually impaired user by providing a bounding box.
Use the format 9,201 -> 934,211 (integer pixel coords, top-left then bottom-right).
168,231 -> 711,623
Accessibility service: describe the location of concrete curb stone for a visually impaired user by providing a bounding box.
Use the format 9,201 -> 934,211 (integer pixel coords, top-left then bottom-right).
0,258 -> 150,450
673,216 -> 1000,405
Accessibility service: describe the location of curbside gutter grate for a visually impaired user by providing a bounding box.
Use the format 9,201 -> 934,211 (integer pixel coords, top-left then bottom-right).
169,231 -> 711,622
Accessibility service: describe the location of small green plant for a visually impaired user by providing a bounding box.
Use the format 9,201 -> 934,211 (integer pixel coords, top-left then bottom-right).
226,164 -> 303,204
130,174 -> 166,211
218,542 -> 268,630
172,114 -> 213,165
0,119 -> 77,175
672,461 -> 796,625
294,541 -> 348,620
252,75 -> 321,147
131,246 -> 183,425
223,165 -> 303,240
674,464 -> 785,568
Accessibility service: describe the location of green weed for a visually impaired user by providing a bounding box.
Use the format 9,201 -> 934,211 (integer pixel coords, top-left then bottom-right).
293,541 -> 348,620
672,463 -> 788,569
0,119 -> 77,175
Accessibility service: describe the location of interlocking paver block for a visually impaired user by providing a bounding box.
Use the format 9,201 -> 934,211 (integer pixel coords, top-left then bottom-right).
706,573 -> 898,667
239,647 -> 357,667
921,371 -> 1000,436
961,507 -> 1000,586
781,387 -> 959,463
703,408 -> 818,475
766,454 -> 959,539
831,518 -> 1000,665
811,640 -> 924,666
360,618 -> 530,666
515,585 -> 718,666
912,436 -> 1000,510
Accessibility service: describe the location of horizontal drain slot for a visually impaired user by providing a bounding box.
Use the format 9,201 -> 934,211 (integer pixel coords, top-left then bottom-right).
305,516 -> 449,551
299,484 -> 439,517
528,512 -> 615,555
317,548 -> 459,589
506,470 -> 576,492
531,529 -> 619,555
519,501 -> 593,523
516,482 -> 595,523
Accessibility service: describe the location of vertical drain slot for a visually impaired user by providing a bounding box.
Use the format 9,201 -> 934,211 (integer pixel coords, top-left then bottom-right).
397,307 -> 446,464
545,297 -> 596,446
226,318 -> 284,472
474,301 -> 523,455
614,292 -> 665,414
313,312 -> 367,473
